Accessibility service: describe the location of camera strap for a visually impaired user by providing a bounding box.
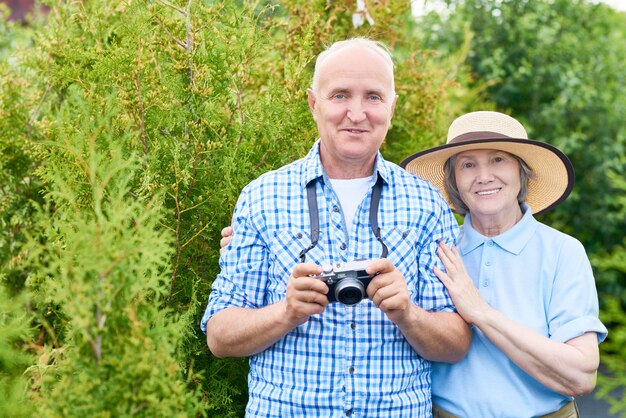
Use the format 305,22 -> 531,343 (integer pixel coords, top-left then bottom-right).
299,173 -> 388,262
298,179 -> 320,262
370,174 -> 389,258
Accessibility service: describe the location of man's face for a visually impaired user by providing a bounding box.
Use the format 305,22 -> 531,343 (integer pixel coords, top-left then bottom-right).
307,45 -> 397,178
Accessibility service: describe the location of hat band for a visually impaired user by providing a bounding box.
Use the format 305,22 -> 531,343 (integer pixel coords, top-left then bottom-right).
448,131 -> 512,144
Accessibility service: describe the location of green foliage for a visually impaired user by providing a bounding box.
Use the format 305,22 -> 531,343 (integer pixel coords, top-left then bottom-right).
23,89 -> 205,417
0,5 -> 47,294
597,296 -> 626,417
418,0 -> 626,410
2,0 -> 458,416
15,0 -> 624,415
419,0 -> 626,254
592,166 -> 626,416
0,285 -> 34,418
0,7 -> 44,416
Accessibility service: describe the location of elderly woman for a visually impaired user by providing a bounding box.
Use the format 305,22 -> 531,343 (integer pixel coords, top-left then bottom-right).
401,111 -> 607,418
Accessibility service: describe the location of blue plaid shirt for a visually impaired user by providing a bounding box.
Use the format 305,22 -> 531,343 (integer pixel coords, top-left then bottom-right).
202,141 -> 459,417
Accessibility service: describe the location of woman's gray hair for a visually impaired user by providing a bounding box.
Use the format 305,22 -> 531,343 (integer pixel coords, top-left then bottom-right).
443,152 -> 535,215
311,37 -> 396,95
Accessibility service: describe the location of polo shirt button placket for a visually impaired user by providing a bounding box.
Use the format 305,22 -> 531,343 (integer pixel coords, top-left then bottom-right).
481,241 -> 494,296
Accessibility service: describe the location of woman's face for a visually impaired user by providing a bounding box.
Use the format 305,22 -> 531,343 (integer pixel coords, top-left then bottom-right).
453,149 -> 522,219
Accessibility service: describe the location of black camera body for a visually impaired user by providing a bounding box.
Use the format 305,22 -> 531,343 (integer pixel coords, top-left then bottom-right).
311,259 -> 375,305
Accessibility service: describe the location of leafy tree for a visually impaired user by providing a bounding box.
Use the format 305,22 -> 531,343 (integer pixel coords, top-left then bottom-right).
416,0 -> 626,410
418,0 -> 626,258
0,2 -> 46,293
0,6 -> 43,416
593,165 -> 626,417
24,90 -> 206,417
0,286 -> 33,418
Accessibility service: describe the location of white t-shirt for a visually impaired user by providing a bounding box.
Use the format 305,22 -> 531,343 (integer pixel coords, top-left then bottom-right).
329,177 -> 371,229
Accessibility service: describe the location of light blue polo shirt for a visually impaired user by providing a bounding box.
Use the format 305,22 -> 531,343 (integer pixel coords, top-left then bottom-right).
432,205 -> 607,418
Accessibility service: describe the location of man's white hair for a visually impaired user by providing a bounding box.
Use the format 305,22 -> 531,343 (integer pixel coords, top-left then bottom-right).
310,38 -> 396,95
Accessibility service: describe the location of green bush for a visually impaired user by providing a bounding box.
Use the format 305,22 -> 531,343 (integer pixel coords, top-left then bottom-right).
2,0 -> 461,415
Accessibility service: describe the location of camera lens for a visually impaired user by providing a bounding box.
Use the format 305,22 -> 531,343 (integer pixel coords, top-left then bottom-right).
335,278 -> 365,305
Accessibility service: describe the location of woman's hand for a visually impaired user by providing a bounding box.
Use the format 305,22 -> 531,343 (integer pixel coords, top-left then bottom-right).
220,226 -> 234,253
433,241 -> 491,324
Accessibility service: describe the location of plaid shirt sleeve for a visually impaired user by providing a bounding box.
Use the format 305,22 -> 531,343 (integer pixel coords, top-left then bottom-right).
416,195 -> 459,312
200,184 -> 269,332
382,167 -> 459,313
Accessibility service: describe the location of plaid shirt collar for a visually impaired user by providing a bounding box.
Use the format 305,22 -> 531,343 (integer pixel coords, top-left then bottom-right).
302,139 -> 391,188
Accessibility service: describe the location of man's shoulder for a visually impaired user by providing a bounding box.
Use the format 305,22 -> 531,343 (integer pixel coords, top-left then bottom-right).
243,157 -> 308,191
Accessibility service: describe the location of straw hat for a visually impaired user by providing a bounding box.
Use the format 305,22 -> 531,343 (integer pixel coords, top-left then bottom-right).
400,111 -> 574,215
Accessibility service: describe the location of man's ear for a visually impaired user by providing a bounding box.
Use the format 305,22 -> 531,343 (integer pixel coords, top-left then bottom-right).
307,88 -> 317,119
390,94 -> 399,118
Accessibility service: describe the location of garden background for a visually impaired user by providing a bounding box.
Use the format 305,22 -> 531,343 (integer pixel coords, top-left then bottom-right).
1,0 -> 625,416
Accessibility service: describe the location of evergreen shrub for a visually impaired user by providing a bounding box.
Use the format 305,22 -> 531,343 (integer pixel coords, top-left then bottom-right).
1,0 -> 463,415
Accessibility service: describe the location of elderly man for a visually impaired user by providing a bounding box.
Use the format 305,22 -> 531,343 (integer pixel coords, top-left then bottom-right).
201,38 -> 471,417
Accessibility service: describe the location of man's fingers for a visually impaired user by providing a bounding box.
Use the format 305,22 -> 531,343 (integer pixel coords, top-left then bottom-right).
290,276 -> 328,294
365,258 -> 393,276
292,262 -> 324,278
219,226 -> 234,252
299,290 -> 330,306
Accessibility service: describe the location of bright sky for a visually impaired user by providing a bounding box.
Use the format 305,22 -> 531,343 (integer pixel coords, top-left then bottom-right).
597,0 -> 626,11
411,0 -> 626,15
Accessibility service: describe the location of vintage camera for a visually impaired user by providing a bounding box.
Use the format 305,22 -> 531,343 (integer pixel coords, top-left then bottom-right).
311,259 -> 375,305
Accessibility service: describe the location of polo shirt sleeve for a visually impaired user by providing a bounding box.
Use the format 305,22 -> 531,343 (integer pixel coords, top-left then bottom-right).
416,198 -> 460,313
200,186 -> 269,333
547,237 -> 608,343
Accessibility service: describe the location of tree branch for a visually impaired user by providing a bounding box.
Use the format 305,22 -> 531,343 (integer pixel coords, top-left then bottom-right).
136,38 -> 148,154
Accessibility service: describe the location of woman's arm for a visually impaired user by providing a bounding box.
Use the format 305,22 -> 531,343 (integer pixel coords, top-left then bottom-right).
434,241 -> 599,396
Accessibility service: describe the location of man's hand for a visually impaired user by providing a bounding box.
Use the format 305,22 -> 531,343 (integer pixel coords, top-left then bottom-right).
365,259 -> 411,324
364,257 -> 471,362
206,262 -> 330,358
284,263 -> 330,326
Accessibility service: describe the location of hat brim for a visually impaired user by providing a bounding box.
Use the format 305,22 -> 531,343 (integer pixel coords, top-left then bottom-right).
400,138 -> 575,216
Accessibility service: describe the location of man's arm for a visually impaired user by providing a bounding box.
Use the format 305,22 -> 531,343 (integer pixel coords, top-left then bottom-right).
366,258 -> 471,362
206,263 -> 329,357
217,225 -> 471,361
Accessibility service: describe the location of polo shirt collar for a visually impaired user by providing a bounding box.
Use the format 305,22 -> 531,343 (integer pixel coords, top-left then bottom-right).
459,204 -> 539,256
